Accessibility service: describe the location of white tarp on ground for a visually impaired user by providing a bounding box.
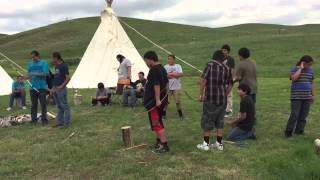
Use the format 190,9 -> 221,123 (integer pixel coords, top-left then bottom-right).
0,65 -> 13,96
68,6 -> 149,88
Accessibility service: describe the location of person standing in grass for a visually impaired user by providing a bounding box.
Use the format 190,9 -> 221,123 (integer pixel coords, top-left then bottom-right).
51,52 -> 71,128
197,50 -> 233,151
221,44 -> 235,118
143,51 -> 170,153
7,75 -> 27,111
164,54 -> 184,120
234,48 -> 257,139
116,54 -> 132,95
25,50 -> 49,125
285,55 -> 315,138
227,84 -> 255,142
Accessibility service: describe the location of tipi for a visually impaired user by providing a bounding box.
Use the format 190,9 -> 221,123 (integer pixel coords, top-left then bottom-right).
68,0 -> 149,88
0,65 -> 13,96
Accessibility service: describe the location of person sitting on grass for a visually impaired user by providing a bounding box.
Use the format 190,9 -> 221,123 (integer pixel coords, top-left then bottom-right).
92,82 -> 110,106
227,84 -> 255,142
285,55 -> 315,138
7,75 -> 27,111
122,72 -> 146,108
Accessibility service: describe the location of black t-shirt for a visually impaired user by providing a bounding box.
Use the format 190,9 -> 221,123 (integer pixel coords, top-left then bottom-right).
132,79 -> 147,89
53,63 -> 69,87
237,96 -> 255,131
225,56 -> 235,69
144,64 -> 169,110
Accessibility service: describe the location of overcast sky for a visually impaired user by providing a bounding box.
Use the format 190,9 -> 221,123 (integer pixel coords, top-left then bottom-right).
0,0 -> 319,34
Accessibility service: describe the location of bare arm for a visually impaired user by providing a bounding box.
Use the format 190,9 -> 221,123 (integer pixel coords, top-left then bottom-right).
230,112 -> 247,127
199,78 -> 207,101
171,72 -> 183,78
59,75 -> 71,89
291,68 -> 303,81
154,85 -> 161,106
312,81 -> 316,103
127,66 -> 132,80
29,73 -> 48,77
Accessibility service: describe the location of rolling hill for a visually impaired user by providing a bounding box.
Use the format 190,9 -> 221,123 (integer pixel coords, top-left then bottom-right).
0,17 -> 320,179
0,17 -> 319,77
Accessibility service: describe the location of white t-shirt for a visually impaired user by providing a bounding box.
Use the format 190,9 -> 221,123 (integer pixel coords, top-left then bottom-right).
118,58 -> 132,80
164,64 -> 183,90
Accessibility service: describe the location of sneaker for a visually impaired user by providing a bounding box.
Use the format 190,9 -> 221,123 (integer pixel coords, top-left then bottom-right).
224,112 -> 232,118
197,141 -> 210,151
248,135 -> 257,140
285,130 -> 293,138
153,144 -> 170,153
22,106 -> 27,110
294,130 -> 304,135
6,107 -> 12,111
42,121 -> 49,126
52,124 -> 64,128
179,115 -> 184,121
150,142 -> 161,150
162,116 -> 167,121
211,141 -> 224,151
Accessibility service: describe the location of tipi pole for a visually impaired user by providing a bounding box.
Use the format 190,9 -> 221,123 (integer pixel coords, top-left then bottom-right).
0,52 -> 39,93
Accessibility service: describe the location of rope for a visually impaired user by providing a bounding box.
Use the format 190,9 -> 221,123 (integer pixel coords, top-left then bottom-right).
119,19 -> 203,73
118,18 -> 203,105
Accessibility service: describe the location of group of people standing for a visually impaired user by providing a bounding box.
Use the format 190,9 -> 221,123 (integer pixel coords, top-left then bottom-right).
5,45 -> 315,154
143,44 -> 314,154
7,51 -> 71,128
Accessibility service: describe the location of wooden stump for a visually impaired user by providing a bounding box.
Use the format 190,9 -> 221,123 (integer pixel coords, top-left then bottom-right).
121,126 -> 133,147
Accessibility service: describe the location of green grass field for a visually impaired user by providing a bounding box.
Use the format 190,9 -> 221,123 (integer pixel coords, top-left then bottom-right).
0,17 -> 319,179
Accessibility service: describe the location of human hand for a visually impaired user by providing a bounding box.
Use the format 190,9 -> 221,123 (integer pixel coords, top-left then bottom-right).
311,96 -> 315,104
58,85 -> 64,90
199,95 -> 204,102
156,100 -> 162,107
300,62 -> 305,69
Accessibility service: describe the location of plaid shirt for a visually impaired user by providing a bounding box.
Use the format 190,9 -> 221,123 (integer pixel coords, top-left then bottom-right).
201,60 -> 233,105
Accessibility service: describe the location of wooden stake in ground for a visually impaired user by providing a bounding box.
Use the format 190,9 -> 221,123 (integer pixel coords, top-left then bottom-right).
121,126 -> 133,147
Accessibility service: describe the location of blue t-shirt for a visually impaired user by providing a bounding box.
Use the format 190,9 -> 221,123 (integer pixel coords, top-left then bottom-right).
12,80 -> 26,90
290,67 -> 314,100
27,59 -> 49,89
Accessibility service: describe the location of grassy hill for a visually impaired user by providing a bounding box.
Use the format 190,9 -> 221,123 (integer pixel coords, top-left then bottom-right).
0,18 -> 320,179
0,17 -> 319,77
0,34 -> 7,38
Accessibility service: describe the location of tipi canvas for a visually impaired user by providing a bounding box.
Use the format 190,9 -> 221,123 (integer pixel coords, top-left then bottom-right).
68,1 -> 149,88
0,65 -> 13,96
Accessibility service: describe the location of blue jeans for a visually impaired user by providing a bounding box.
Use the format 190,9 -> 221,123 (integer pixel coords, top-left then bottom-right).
30,89 -> 48,123
286,100 -> 310,133
9,90 -> 26,107
122,88 -> 137,107
227,127 -> 252,142
250,94 -> 257,136
53,87 -> 71,126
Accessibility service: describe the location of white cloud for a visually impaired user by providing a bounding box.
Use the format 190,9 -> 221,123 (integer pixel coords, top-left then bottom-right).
0,0 -> 319,34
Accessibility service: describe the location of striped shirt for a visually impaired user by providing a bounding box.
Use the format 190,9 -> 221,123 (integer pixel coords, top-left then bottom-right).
290,67 -> 314,100
201,60 -> 233,105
